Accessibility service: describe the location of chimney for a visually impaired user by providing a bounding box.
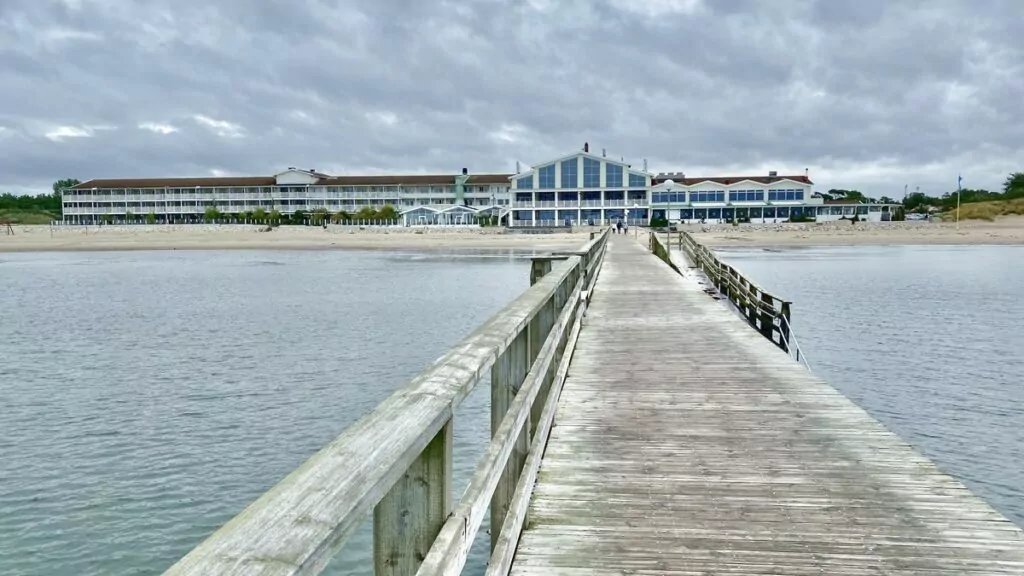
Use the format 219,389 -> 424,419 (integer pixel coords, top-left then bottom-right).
602,148 -> 606,157
462,167 -> 468,175
516,161 -> 521,173
805,168 -> 809,179
583,142 -> 589,153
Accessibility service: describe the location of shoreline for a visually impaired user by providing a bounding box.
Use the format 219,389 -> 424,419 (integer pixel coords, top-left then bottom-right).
0,224 -> 600,254
684,218 -> 1024,248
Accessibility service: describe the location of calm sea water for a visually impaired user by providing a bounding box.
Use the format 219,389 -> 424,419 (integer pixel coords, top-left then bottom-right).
5,245 -> 1023,575
0,249 -> 535,576
718,244 -> 1024,528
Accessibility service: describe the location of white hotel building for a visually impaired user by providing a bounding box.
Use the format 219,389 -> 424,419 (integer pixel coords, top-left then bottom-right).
63,145 -> 899,226
64,168 -> 512,225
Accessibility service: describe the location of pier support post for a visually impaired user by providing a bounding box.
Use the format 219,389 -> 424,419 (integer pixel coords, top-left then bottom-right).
490,330 -> 530,552
759,292 -> 775,342
530,258 -> 553,286
373,420 -> 452,576
779,302 -> 793,352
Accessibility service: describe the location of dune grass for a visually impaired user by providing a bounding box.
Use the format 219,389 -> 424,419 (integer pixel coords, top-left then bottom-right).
940,198 -> 1024,222
0,209 -> 60,225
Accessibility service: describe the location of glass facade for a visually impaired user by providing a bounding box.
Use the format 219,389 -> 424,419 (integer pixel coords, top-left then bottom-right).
629,173 -> 646,187
605,163 -> 623,188
517,175 -> 533,190
560,159 -> 577,188
583,158 -> 600,187
538,165 -> 555,189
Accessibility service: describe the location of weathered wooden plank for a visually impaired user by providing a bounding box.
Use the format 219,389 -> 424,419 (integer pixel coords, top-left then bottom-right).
511,234 -> 1024,575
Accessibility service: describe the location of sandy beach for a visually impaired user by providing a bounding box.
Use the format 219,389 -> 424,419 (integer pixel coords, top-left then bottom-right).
686,217 -> 1024,248
0,224 -> 601,253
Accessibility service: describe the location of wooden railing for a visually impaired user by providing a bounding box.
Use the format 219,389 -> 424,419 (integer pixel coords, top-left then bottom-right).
164,229 -> 610,576
650,231 -> 809,368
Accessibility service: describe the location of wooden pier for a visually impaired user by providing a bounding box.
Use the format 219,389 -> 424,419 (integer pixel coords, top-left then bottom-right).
165,230 -> 1024,576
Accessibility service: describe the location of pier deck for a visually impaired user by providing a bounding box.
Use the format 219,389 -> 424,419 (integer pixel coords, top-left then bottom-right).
512,234 -> 1024,574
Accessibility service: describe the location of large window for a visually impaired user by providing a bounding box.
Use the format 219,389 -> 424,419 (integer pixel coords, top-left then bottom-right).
517,175 -> 534,190
652,192 -> 686,204
538,165 -> 555,188
629,173 -> 646,187
605,163 -> 623,188
730,190 -> 765,202
583,158 -> 600,187
560,159 -> 577,188
768,189 -> 805,201
692,191 -> 725,203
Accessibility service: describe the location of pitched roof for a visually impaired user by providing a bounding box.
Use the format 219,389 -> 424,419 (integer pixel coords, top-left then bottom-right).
514,150 -> 652,178
652,175 -> 814,186
74,177 -> 276,189
72,172 -> 514,189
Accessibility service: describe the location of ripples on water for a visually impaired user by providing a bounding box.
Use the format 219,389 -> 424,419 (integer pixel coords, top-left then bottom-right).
718,244 -> 1024,527
0,249 -> 534,576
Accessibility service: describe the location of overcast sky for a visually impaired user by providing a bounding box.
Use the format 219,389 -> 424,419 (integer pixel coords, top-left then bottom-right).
1,0 -> 1021,196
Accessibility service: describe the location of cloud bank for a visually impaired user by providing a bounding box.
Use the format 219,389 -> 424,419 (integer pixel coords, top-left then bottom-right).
1,0 -> 1021,195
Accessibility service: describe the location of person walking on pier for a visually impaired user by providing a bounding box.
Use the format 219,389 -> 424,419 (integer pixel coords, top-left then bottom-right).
616,220 -> 623,234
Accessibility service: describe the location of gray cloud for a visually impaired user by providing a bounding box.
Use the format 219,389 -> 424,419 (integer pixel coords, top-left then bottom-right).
1,0 -> 1021,195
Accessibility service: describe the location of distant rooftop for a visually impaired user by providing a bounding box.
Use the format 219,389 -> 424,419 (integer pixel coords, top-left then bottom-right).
653,172 -> 814,186
72,170 -> 513,189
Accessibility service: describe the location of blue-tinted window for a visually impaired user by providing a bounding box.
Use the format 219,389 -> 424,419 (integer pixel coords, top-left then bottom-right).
560,159 -> 577,188
629,173 -> 646,187
692,191 -> 725,202
583,158 -> 600,188
731,189 -> 766,202
768,189 -> 805,201
517,175 -> 533,190
605,163 -> 623,187
538,165 -> 555,188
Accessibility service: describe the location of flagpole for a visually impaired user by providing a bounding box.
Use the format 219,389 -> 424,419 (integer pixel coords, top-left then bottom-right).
956,174 -> 962,230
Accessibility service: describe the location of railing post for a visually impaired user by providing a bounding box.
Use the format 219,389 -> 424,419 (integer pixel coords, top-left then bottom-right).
780,302 -> 793,353
759,292 -> 775,342
530,258 -> 553,286
490,330 -> 529,551
373,420 -> 452,576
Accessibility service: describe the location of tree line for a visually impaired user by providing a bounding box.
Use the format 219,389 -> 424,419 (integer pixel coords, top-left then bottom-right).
825,172 -> 1024,213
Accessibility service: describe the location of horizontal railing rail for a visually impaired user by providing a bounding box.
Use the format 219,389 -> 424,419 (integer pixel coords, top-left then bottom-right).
164,229 -> 610,576
649,231 -> 810,369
